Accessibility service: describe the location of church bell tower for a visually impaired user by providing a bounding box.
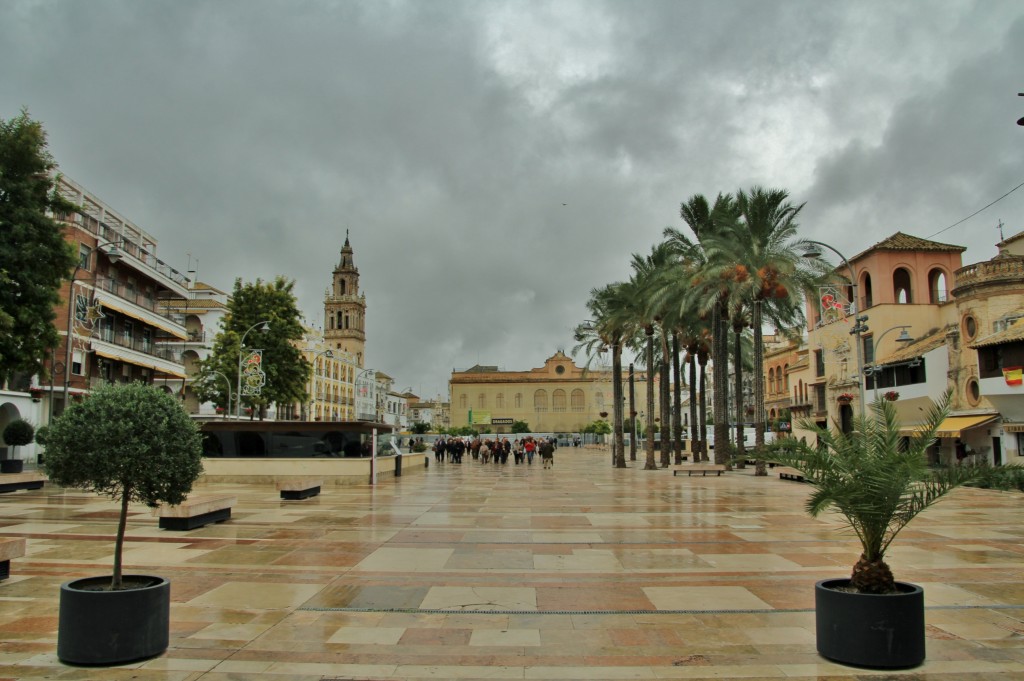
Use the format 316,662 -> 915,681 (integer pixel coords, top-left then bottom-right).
323,232 -> 366,366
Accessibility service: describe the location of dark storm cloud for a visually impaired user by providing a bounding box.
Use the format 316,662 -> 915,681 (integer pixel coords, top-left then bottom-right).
2,0 -> 1021,398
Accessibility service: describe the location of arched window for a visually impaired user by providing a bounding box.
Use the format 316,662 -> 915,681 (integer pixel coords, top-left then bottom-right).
496,393 -> 504,408
571,389 -> 585,412
928,268 -> 948,304
552,389 -> 566,412
534,389 -> 548,411
459,394 -> 467,409
862,272 -> 873,309
768,368 -> 776,394
893,267 -> 913,304
477,393 -> 486,408
783,364 -> 790,391
514,393 -> 522,408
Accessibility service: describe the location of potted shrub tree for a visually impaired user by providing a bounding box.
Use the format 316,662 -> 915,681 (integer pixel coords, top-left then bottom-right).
1,419 -> 34,473
44,382 -> 203,665
772,392 -> 982,668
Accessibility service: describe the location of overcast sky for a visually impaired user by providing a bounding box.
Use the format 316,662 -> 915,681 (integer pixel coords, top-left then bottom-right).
3,0 -> 1023,399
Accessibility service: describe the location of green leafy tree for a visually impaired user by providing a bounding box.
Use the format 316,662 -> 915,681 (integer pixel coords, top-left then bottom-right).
771,393 -> 983,594
411,421 -> 431,434
511,420 -> 530,433
195,277 -> 310,418
44,383 -> 203,589
0,110 -> 78,385
2,419 -> 34,459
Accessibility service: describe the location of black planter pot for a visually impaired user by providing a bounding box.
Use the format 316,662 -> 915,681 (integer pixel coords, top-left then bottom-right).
0,459 -> 23,474
58,575 -> 170,665
815,578 -> 925,669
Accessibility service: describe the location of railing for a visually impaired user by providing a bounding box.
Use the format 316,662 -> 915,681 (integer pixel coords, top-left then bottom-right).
94,328 -> 179,362
95,278 -> 185,326
954,258 -> 1024,290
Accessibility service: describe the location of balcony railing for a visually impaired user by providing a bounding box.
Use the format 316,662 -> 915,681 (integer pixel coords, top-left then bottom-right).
95,278 -> 185,325
954,258 -> 1024,292
95,328 -> 178,362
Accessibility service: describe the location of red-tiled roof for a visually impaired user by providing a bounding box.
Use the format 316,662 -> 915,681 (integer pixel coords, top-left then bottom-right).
851,232 -> 965,261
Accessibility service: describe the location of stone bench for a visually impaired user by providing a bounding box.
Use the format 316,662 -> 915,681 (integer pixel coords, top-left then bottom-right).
276,478 -> 323,500
671,464 -> 726,477
776,466 -> 806,482
0,537 -> 26,580
153,494 -> 236,531
0,473 -> 46,494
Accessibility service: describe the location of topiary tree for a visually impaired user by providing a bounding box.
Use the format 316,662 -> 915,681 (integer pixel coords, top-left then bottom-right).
44,383 -> 203,590
511,420 -> 530,433
2,418 -> 34,459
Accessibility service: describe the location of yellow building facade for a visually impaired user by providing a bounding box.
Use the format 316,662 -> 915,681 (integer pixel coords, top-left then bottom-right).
449,351 -> 661,433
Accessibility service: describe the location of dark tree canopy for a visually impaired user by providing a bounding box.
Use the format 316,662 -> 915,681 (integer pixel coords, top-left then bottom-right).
0,110 -> 78,385
195,276 -> 310,417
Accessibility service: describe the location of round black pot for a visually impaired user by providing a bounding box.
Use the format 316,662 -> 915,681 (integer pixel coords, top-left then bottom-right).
815,578 -> 925,668
57,575 -> 170,665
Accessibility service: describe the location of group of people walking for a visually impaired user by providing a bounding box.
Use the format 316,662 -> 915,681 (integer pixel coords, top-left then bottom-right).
432,436 -> 556,468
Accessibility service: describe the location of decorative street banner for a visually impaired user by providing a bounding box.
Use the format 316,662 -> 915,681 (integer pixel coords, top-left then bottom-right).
240,349 -> 266,396
471,410 -> 492,425
818,285 -> 853,326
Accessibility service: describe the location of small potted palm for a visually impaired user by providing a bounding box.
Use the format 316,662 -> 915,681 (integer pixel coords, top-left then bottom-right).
772,392 -> 982,668
44,382 -> 203,665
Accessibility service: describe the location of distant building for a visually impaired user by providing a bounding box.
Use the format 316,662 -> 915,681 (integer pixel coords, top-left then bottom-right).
449,351 -> 665,434
323,233 -> 366,366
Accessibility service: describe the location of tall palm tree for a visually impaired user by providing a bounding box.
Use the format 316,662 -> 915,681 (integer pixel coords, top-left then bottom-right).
721,186 -> 820,474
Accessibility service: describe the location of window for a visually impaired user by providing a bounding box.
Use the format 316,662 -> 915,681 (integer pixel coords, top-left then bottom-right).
552,389 -> 566,412
963,314 -> 978,342
477,393 -> 485,408
814,350 -> 825,377
496,393 -> 504,408
929,269 -> 948,304
966,377 -> 981,406
893,267 -> 913,304
769,368 -> 776,393
571,389 -> 585,412
863,336 -> 875,364
862,273 -> 873,309
78,244 -> 92,270
459,395 -> 467,409
534,389 -> 548,411
514,393 -> 522,408
72,350 -> 84,376
783,364 -> 790,391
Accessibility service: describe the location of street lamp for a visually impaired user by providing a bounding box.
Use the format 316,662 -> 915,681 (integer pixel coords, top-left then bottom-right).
308,349 -> 334,421
866,326 -> 914,401
802,240 -> 868,414
56,240 -> 122,421
207,370 -> 232,420
236,321 -> 270,419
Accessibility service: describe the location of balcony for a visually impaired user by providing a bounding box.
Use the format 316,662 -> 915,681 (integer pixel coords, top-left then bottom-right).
953,257 -> 1024,295
94,278 -> 186,328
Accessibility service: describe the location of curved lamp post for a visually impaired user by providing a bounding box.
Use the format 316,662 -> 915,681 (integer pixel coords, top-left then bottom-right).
236,321 -> 270,419
866,325 -> 914,401
207,370 -> 232,420
802,240 -> 868,414
55,240 -> 122,421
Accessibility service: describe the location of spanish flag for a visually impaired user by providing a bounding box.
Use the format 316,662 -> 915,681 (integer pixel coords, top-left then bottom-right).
1004,366 -> 1023,386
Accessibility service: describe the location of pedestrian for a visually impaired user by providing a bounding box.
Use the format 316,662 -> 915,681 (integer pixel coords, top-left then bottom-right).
525,438 -> 535,465
540,438 -> 554,469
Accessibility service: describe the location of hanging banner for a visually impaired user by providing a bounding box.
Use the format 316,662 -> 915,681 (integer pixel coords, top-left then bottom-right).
1003,366 -> 1022,386
818,285 -> 853,326
240,349 -> 266,395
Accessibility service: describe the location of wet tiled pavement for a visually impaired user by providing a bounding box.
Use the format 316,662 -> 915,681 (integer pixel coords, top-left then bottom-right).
2,446 -> 1024,679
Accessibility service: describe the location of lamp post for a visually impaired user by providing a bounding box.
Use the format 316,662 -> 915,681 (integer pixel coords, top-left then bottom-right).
867,326 -> 914,401
802,240 -> 868,414
308,349 -> 333,421
56,240 -> 122,421
207,370 -> 232,420
236,321 -> 270,419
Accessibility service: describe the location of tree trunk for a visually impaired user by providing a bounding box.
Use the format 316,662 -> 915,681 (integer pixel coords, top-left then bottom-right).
712,302 -> 730,466
112,489 -> 131,590
753,300 -> 768,476
659,329 -> 671,468
628,362 -> 637,461
672,334 -> 683,465
698,352 -> 708,463
689,351 -> 699,461
645,325 -> 657,470
612,340 -> 626,468
734,322 -> 746,467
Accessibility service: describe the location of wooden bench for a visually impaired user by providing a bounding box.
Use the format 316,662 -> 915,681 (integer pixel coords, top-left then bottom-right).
671,464 -> 726,477
0,473 -> 46,494
0,537 -> 26,580
276,478 -> 323,500
153,494 -> 236,531
776,466 -> 806,482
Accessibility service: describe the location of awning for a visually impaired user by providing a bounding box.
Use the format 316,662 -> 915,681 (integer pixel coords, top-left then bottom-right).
93,347 -> 187,378
900,414 -> 999,438
93,293 -> 187,339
